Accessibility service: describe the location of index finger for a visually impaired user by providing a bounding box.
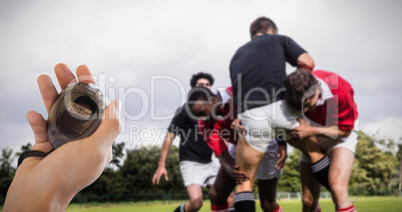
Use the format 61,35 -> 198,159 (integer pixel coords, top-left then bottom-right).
233,169 -> 249,177
37,75 -> 58,113
156,173 -> 165,185
152,174 -> 159,185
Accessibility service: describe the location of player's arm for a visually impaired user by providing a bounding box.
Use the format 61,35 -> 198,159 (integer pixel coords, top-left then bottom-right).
281,35 -> 315,71
292,124 -> 351,139
296,53 -> 315,71
217,149 -> 249,184
230,119 -> 245,136
292,93 -> 355,139
317,126 -> 351,138
272,113 -> 324,164
152,131 -> 175,185
202,121 -> 249,183
218,150 -> 235,178
275,140 -> 287,169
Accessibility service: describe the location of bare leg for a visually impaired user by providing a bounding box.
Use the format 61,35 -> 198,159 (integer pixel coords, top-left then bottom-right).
287,136 -> 324,163
300,161 -> 321,212
328,147 -> 354,209
258,178 -> 279,212
185,184 -> 204,211
235,136 -> 266,193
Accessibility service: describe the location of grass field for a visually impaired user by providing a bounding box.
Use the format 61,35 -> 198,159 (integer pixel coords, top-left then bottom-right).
65,196 -> 402,212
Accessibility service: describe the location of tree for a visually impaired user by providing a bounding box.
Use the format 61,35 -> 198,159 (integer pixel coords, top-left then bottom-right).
71,131 -> 402,203
119,146 -> 184,195
349,131 -> 397,195
15,143 -> 33,157
397,143 -> 402,161
75,145 -> 185,202
110,142 -> 125,169
277,149 -> 302,192
397,143 -> 402,195
0,147 -> 16,199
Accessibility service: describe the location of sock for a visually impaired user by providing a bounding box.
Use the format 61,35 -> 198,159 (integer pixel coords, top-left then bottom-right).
314,203 -> 322,212
211,203 -> 229,212
234,192 -> 255,212
336,205 -> 356,212
273,204 -> 283,212
311,155 -> 331,191
174,204 -> 185,212
229,206 -> 235,212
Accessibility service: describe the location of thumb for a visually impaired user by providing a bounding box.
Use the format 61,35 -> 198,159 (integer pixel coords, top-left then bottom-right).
297,117 -> 306,124
92,100 -> 122,147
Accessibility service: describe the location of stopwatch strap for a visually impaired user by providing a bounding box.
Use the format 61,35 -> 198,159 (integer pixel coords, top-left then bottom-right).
18,149 -> 55,166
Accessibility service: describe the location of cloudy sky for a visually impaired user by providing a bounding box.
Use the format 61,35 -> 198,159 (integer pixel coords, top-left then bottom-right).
1,0 -> 401,155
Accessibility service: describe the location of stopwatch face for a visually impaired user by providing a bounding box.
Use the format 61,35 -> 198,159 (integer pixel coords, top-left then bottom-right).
47,83 -> 106,148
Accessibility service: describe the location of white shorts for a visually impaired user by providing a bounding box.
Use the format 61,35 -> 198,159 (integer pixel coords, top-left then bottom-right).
300,122 -> 359,163
228,141 -> 282,180
239,100 -> 299,152
179,161 -> 219,187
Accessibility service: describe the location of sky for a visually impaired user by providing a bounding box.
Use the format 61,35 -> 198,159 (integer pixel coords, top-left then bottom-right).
1,0 -> 402,156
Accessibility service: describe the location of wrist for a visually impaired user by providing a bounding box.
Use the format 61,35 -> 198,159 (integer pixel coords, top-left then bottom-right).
5,179 -> 73,211
42,188 -> 79,212
310,127 -> 320,136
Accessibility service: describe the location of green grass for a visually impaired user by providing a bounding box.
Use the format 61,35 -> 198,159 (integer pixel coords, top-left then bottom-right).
65,196 -> 402,212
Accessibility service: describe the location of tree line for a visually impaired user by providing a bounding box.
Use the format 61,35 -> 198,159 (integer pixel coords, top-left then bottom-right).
1,131 -> 401,204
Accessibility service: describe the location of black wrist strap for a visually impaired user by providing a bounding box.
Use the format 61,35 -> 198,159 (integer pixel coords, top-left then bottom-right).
18,149 -> 55,167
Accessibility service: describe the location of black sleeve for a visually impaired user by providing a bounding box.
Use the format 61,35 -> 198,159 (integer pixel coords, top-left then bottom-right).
278,35 -> 307,67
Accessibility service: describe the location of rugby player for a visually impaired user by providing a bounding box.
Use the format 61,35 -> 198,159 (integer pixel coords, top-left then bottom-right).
229,16 -> 317,211
152,73 -> 227,212
188,86 -> 286,212
284,70 -> 359,212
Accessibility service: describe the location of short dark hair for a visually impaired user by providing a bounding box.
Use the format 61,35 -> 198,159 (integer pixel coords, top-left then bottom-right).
190,72 -> 214,88
187,87 -> 215,108
284,70 -> 319,111
250,17 -> 278,38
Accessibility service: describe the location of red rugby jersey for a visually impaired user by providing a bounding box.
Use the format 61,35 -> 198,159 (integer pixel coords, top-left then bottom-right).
305,70 -> 358,131
198,87 -> 238,157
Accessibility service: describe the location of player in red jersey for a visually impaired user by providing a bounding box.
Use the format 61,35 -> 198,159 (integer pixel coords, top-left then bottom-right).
187,86 -> 287,212
284,70 -> 359,212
